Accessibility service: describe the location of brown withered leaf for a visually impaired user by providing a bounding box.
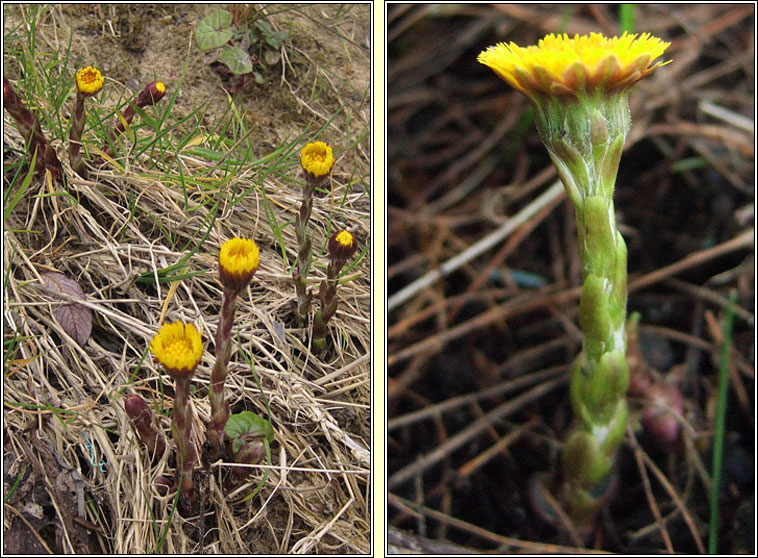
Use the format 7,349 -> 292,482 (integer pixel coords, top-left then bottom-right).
41,272 -> 92,347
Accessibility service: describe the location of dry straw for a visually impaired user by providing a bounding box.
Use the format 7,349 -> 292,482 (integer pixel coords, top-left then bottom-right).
4,107 -> 369,555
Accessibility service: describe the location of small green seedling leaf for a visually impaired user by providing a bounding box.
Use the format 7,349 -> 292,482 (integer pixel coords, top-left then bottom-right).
225,411 -> 273,453
220,45 -> 253,74
195,10 -> 233,51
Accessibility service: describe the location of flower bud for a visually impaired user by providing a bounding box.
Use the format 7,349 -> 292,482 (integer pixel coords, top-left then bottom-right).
328,229 -> 357,263
136,81 -> 166,107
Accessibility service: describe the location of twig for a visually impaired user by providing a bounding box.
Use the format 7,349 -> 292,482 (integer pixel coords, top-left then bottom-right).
628,426 -> 674,553
388,494 -> 610,554
388,376 -> 566,489
388,180 -> 565,312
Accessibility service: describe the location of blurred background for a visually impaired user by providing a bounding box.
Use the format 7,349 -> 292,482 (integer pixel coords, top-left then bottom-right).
387,4 -> 754,553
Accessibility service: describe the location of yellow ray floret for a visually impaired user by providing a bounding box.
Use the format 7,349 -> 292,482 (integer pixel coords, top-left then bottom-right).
75,66 -> 104,95
219,237 -> 260,292
478,32 -> 670,97
150,322 -> 203,376
301,141 -> 335,178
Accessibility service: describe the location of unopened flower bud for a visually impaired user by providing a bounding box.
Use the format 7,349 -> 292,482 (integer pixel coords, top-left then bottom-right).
328,229 -> 357,263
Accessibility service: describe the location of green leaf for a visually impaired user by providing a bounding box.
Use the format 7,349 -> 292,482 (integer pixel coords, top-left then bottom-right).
220,45 -> 253,74
195,10 -> 233,51
225,410 -> 273,450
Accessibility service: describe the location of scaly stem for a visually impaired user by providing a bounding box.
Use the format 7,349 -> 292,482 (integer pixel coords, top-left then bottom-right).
293,181 -> 315,320
311,259 -> 341,352
172,375 -> 197,505
206,288 -> 238,457
562,194 -> 629,524
534,91 -> 631,527
69,90 -> 87,177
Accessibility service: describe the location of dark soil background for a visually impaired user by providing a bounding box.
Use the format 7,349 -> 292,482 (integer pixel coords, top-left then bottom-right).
387,4 -> 754,554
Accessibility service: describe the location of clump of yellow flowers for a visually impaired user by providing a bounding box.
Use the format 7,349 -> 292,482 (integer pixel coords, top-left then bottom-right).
479,32 -> 670,528
140,237 -> 262,512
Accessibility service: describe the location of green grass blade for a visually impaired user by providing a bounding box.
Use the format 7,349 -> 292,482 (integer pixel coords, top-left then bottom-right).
708,290 -> 737,554
4,147 -> 38,220
619,4 -> 635,34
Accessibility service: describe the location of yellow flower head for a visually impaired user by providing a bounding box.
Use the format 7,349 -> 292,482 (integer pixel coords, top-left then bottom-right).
478,32 -> 670,98
149,322 -> 203,377
219,237 -> 260,293
328,229 -> 357,262
300,141 -> 334,180
75,66 -> 104,96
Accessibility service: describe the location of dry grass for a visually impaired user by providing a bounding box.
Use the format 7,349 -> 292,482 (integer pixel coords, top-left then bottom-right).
3,4 -> 370,554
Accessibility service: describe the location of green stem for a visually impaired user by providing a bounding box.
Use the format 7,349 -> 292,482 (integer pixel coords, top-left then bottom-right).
708,290 -> 737,553
534,92 -> 632,526
563,193 -> 630,523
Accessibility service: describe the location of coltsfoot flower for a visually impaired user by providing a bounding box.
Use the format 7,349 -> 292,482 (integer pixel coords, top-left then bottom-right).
75,66 -> 104,96
70,66 -> 104,177
312,229 -> 359,352
478,32 -> 671,526
103,80 -> 167,158
149,321 -> 203,377
206,237 -> 260,458
478,32 -> 670,99
480,32 -> 671,207
300,141 -> 334,181
219,237 -> 260,294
